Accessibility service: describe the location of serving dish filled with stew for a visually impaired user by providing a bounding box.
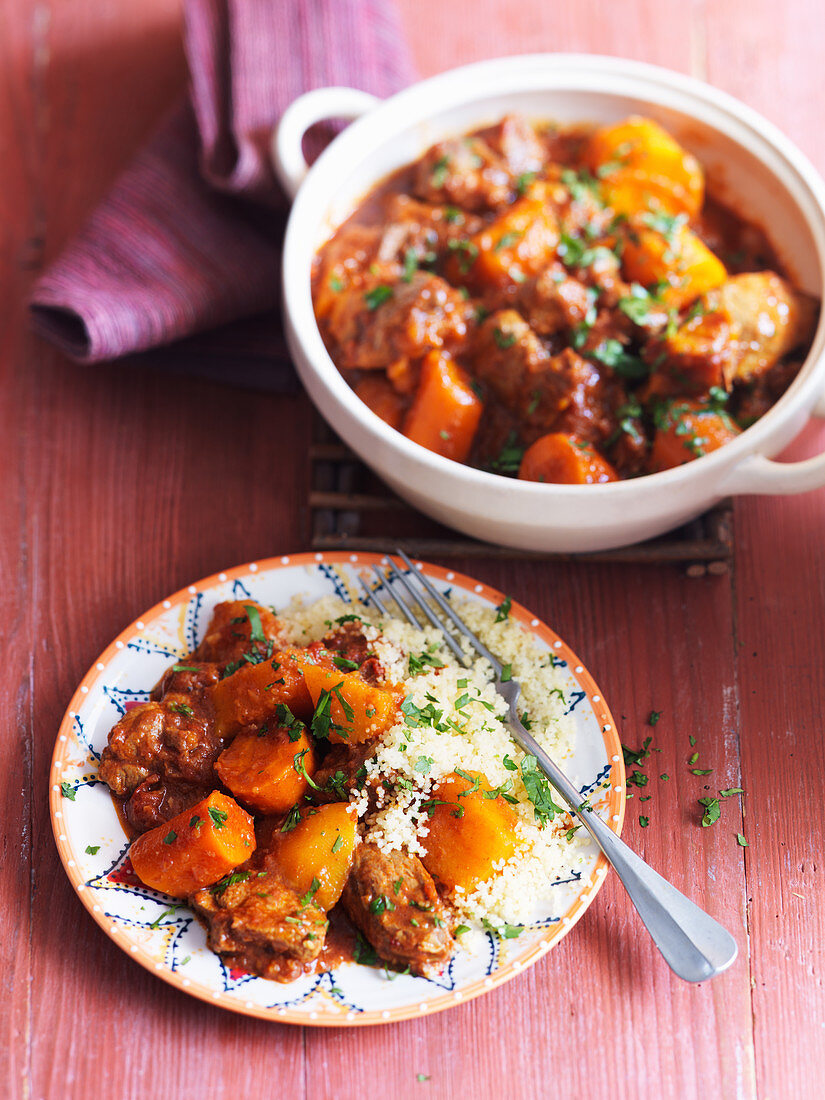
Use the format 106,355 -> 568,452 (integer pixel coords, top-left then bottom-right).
50,553 -> 623,1026
274,54 -> 825,552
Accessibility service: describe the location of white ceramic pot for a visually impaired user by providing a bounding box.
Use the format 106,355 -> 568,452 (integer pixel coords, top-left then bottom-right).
273,55 -> 825,552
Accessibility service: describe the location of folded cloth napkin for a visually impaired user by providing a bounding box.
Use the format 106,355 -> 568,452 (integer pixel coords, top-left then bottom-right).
29,0 -> 416,391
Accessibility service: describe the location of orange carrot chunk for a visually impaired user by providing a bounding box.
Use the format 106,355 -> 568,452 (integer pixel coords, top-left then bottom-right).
270,803 -> 358,911
402,350 -> 483,463
301,662 -> 398,744
419,771 -> 518,892
215,724 -> 317,815
518,433 -> 619,484
650,402 -> 741,471
129,791 -> 255,898
210,646 -> 315,738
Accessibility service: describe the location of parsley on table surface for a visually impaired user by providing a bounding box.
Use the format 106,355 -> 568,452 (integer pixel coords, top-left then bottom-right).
647,710 -> 662,726
698,797 -> 721,827
736,833 -> 748,847
622,737 -> 652,767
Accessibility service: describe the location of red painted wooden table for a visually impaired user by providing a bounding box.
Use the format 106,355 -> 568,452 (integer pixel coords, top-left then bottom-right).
3,1 -> 824,1097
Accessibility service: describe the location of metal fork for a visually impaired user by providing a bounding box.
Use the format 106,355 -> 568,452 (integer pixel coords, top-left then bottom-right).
358,550 -> 738,983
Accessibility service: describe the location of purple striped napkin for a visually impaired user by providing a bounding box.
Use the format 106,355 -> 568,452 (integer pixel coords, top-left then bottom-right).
29,0 -> 415,391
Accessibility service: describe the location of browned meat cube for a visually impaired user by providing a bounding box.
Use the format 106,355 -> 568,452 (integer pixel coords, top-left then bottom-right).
341,841 -> 453,976
99,697 -> 224,799
311,739 -> 380,803
319,620 -> 386,684
473,309 -> 550,405
704,272 -> 818,386
643,307 -> 737,397
486,113 -> 547,176
326,272 -> 471,370
734,357 -> 804,424
412,135 -> 512,211
190,848 -> 327,982
312,224 -> 386,320
151,661 -> 222,702
376,194 -> 483,267
519,263 -> 594,336
123,776 -> 212,834
192,600 -> 282,666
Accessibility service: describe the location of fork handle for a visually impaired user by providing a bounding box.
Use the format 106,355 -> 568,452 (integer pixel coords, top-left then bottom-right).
511,719 -> 738,982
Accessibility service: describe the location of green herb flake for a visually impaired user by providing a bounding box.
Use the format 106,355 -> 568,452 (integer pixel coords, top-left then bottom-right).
243,603 -> 266,645
623,737 -> 652,767
736,833 -> 748,847
499,663 -> 513,682
689,735 -> 697,747
520,755 -> 563,827
495,595 -> 512,622
414,755 -> 434,774
60,781 -> 76,801
208,807 -> 229,830
300,877 -> 322,908
173,664 -> 201,673
416,1074 -> 431,1083
698,796 -> 721,827
163,830 -> 177,845
364,284 -> 394,311
648,710 -> 662,726
659,773 -> 670,782
691,768 -> 713,776
639,815 -> 650,828
169,701 -> 194,717
85,845 -> 100,855
454,924 -> 470,936
720,787 -> 744,797
493,326 -> 517,350
331,834 -> 344,855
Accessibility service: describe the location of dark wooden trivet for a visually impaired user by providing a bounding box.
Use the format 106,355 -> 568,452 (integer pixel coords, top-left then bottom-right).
307,419 -> 733,574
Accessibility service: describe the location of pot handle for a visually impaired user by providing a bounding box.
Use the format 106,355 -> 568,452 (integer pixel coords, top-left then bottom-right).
271,87 -> 381,200
719,399 -> 825,495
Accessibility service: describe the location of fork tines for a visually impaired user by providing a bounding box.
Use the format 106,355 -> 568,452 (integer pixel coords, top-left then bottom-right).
359,551 -> 504,675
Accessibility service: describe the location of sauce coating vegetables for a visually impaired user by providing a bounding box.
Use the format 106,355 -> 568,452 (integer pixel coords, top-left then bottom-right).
312,114 -> 818,483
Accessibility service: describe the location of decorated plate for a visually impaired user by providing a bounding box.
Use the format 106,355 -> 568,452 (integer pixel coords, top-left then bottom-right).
50,552 -> 625,1025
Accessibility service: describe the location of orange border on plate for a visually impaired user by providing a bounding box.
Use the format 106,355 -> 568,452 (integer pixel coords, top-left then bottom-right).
50,551 -> 626,1026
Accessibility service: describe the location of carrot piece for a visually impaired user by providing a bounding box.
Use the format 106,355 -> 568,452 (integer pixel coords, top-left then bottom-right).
650,401 -> 741,471
518,433 -> 619,484
354,375 -> 406,430
301,662 -> 398,744
450,185 -> 560,291
270,803 -> 358,911
129,791 -> 255,898
215,725 -> 316,815
210,647 -> 316,738
621,221 -> 727,309
419,771 -> 518,891
585,115 -> 704,218
402,350 -> 483,463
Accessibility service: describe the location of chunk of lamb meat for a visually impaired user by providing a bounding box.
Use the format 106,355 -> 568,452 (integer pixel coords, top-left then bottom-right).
151,661 -> 222,702
519,264 -> 594,337
341,841 -> 453,976
99,695 -> 225,831
375,194 -> 483,267
190,846 -> 327,982
192,600 -> 282,667
326,272 -> 471,372
485,113 -> 547,176
311,739 -> 380,804
473,309 -> 550,407
413,136 -> 513,212
319,620 -> 385,684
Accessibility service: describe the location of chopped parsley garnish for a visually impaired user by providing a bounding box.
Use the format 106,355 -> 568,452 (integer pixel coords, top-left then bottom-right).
189,815 -> 202,829
482,917 -> 523,939
274,702 -> 304,741
173,664 -> 201,673
639,815 -> 650,828
586,338 -> 649,379
332,654 -> 359,671
447,238 -> 479,273
369,894 -> 396,915
640,210 -> 687,243
300,877 -> 322,907
168,701 -> 194,717
560,167 -> 601,203
502,754 -> 518,772
281,806 -> 302,833
454,768 -> 481,797
329,275 -> 345,293
499,663 -> 513,682
364,285 -> 394,311
430,154 -> 450,187
293,748 -> 322,790
414,755 -> 434,774
618,283 -> 661,326
626,770 -> 649,788
719,787 -> 744,797
85,845 -> 100,855
515,171 -> 536,196
492,326 -> 516,350
486,431 -> 526,475
212,870 -> 250,896
148,904 -> 181,929
444,206 -> 463,224
660,773 -> 670,782
353,932 -> 380,967
520,755 -> 563,827
691,768 -> 713,776
402,248 -> 419,283
336,614 -> 361,625
495,596 -> 512,622
736,833 -> 748,847
494,231 -> 522,252
698,797 -> 721,827
163,830 -> 177,845
689,735 -> 697,747
243,604 -> 266,646
311,686 -> 350,741
208,807 -> 228,830
623,737 -> 652,767
647,710 -> 662,727
60,781 -> 76,801
408,648 -> 445,676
